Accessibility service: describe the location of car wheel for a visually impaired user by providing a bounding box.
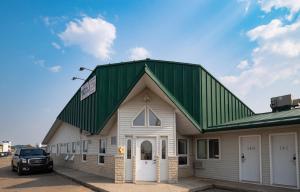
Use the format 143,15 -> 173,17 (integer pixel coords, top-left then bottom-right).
17,165 -> 23,176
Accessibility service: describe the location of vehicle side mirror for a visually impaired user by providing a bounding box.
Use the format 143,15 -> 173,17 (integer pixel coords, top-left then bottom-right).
47,153 -> 50,156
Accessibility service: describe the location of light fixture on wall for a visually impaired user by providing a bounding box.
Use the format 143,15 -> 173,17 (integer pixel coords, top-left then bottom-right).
72,77 -> 85,81
144,95 -> 150,103
79,67 -> 93,72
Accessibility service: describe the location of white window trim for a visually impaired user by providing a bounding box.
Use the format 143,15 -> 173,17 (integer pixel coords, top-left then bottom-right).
147,106 -> 162,128
177,138 -> 189,167
98,138 -> 107,165
195,137 -> 221,160
132,106 -> 147,127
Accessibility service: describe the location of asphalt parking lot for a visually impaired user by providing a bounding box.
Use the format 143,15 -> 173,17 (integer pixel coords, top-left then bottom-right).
0,157 -> 93,192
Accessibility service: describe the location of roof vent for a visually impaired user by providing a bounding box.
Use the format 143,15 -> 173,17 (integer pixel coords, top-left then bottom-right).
270,94 -> 300,112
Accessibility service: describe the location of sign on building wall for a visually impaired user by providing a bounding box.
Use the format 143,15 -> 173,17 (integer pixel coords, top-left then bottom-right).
81,76 -> 96,100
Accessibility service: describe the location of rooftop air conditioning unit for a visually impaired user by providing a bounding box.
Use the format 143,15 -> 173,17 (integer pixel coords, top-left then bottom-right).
292,98 -> 300,108
270,94 -> 292,112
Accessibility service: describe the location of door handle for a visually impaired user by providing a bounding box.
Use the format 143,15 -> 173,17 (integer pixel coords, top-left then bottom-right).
293,154 -> 296,161
241,153 -> 245,160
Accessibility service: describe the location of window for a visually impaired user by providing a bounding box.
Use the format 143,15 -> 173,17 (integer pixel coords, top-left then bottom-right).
209,139 -> 219,159
178,139 -> 188,165
111,136 -> 117,145
82,154 -> 87,161
72,142 -> 76,153
148,109 -> 161,126
51,145 -> 55,153
133,109 -> 145,126
127,139 -> 132,159
98,139 -> 106,164
82,140 -> 88,162
196,138 -> 220,160
67,143 -> 71,154
132,107 -> 162,127
141,140 -> 152,160
161,140 -> 166,159
56,144 -> 59,155
82,140 -> 88,153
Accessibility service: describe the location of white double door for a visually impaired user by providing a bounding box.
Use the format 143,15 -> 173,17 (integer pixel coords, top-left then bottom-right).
270,133 -> 298,187
240,135 -> 261,183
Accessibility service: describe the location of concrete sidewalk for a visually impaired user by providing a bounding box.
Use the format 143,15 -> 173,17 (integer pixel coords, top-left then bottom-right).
54,166 -> 212,192
54,167 -> 299,192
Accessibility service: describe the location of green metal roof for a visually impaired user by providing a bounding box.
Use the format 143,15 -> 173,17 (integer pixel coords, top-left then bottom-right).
206,108 -> 300,132
56,59 -> 254,134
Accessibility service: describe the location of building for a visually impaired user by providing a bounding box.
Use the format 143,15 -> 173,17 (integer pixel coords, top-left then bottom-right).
0,141 -> 12,154
42,59 -> 300,188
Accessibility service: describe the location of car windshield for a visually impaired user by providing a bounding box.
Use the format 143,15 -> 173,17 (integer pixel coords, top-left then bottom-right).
20,149 -> 46,156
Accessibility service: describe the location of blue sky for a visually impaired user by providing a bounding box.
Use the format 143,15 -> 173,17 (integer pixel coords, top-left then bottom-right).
1,0 -> 300,145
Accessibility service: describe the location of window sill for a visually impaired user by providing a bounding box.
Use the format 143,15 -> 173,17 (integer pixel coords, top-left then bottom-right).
195,158 -> 221,161
178,164 -> 190,168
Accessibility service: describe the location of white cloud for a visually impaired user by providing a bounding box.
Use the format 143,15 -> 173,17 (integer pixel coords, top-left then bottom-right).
129,47 -> 151,60
51,42 -> 61,50
237,60 -> 249,69
258,0 -> 300,20
59,16 -> 116,60
48,65 -> 62,73
221,19 -> 300,97
247,19 -> 300,58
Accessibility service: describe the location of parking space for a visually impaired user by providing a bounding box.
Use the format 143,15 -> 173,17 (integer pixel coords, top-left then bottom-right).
0,157 -> 93,192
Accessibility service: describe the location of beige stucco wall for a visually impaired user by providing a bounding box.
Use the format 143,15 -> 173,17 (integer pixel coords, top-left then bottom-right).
193,125 -> 300,186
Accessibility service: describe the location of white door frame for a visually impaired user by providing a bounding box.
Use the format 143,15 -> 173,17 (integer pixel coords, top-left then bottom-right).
269,132 -> 299,189
239,135 -> 262,184
136,136 -> 157,181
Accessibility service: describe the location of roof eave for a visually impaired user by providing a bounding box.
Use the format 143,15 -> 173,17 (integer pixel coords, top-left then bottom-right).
205,117 -> 300,132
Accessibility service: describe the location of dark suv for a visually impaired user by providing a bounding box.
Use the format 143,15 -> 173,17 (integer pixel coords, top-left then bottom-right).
11,148 -> 53,175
